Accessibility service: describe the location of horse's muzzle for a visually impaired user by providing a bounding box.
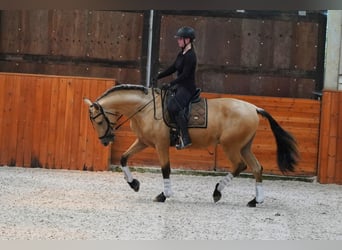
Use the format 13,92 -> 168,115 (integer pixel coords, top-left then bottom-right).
100,134 -> 115,146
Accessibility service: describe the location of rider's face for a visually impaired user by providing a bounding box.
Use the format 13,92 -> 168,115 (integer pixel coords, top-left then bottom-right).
177,37 -> 190,48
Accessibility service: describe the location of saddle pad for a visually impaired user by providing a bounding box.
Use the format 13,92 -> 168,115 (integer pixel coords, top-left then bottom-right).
163,98 -> 208,129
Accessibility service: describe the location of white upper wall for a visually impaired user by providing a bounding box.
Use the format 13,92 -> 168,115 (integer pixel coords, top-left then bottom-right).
324,10 -> 342,91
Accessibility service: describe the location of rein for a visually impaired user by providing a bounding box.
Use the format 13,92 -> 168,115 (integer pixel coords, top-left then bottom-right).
151,87 -> 163,120
113,99 -> 154,130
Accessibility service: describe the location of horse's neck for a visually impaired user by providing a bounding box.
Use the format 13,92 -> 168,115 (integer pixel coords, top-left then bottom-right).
99,91 -> 152,115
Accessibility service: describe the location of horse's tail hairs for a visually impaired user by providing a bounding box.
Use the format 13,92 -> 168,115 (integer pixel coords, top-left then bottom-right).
256,108 -> 299,173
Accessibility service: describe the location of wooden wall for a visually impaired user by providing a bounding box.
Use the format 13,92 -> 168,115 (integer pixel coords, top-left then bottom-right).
111,92 -> 321,177
0,10 -> 326,98
3,73 -> 341,183
318,90 -> 342,184
155,11 -> 326,98
0,73 -> 113,171
0,10 -> 145,83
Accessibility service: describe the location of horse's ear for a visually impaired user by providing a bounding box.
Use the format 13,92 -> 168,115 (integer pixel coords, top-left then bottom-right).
92,102 -> 100,110
83,98 -> 92,106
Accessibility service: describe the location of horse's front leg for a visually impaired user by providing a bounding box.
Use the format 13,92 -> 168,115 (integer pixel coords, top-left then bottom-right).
120,139 -> 147,192
153,145 -> 172,202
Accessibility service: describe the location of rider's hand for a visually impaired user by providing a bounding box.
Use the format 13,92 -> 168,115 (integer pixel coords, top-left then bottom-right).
161,83 -> 170,90
151,77 -> 157,87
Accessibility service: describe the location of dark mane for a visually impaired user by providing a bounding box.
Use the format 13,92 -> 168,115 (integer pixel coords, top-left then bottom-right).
96,84 -> 149,101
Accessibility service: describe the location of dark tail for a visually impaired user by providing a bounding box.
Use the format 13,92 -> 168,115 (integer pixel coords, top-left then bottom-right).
256,108 -> 299,173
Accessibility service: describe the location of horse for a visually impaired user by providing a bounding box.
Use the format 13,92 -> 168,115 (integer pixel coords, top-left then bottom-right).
83,84 -> 299,207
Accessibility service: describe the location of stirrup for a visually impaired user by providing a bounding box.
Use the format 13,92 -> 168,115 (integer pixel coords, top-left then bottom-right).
176,137 -> 192,150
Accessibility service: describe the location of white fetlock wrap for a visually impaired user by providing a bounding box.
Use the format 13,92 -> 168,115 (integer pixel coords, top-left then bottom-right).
121,166 -> 133,183
217,173 -> 233,192
163,179 -> 173,197
255,182 -> 264,203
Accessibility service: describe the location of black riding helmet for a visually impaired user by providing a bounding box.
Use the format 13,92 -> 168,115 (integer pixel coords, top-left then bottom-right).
175,26 -> 195,42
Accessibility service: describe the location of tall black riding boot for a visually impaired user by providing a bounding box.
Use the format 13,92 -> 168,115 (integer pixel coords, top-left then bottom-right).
174,111 -> 192,150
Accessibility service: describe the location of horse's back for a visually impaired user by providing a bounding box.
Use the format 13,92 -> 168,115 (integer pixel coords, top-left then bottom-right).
207,97 -> 258,120
174,97 -> 259,149
206,97 -> 260,139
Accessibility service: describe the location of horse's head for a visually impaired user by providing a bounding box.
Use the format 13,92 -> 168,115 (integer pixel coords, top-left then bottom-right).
84,98 -> 120,146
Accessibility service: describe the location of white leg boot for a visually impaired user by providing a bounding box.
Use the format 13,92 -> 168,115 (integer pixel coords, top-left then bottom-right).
121,166 -> 133,183
255,182 -> 264,203
217,173 -> 234,192
163,178 -> 173,198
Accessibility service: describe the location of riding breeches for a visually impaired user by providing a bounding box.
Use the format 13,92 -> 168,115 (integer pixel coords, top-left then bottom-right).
167,87 -> 192,121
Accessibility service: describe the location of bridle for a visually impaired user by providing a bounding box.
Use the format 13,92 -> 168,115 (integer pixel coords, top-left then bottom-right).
89,98 -> 155,141
89,102 -> 122,141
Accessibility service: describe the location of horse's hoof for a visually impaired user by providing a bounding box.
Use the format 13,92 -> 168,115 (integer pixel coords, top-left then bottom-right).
153,192 -> 166,202
128,179 -> 140,192
213,183 -> 222,203
247,197 -> 263,207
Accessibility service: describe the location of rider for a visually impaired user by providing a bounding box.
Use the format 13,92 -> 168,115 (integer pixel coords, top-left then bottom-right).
156,26 -> 197,150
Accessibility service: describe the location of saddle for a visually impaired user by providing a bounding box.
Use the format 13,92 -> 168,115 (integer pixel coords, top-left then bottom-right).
162,88 -> 208,146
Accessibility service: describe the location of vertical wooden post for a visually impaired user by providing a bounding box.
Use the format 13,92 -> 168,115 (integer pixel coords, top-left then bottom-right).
318,90 -> 342,184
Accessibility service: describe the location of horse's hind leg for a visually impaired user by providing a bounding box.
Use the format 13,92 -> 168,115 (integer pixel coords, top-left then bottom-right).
120,138 -> 148,192
241,139 -> 264,207
213,146 -> 247,203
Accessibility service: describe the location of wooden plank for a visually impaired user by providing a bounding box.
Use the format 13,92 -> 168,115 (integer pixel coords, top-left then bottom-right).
14,78 -> 27,166
0,11 -> 21,53
318,92 -> 331,183
54,79 -> 68,169
293,21 -> 318,71
1,75 -> 12,164
61,78 -> 74,169
258,19 -> 274,69
0,75 -> 9,165
38,78 -> 53,168
46,77 -> 60,168
77,79 -> 91,170
273,20 -> 293,69
223,18 -> 242,67
336,94 -> 342,183
68,79 -> 82,170
20,10 -> 49,54
30,77 -> 44,167
241,18 -> 261,68
50,10 -> 89,57
6,75 -> 21,166
326,92 -> 339,182
22,76 -> 36,167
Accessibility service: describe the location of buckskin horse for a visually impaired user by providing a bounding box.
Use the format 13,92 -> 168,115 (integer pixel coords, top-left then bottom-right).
84,84 -> 298,207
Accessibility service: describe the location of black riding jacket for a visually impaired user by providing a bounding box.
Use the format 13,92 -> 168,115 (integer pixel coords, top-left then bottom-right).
157,47 -> 197,95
